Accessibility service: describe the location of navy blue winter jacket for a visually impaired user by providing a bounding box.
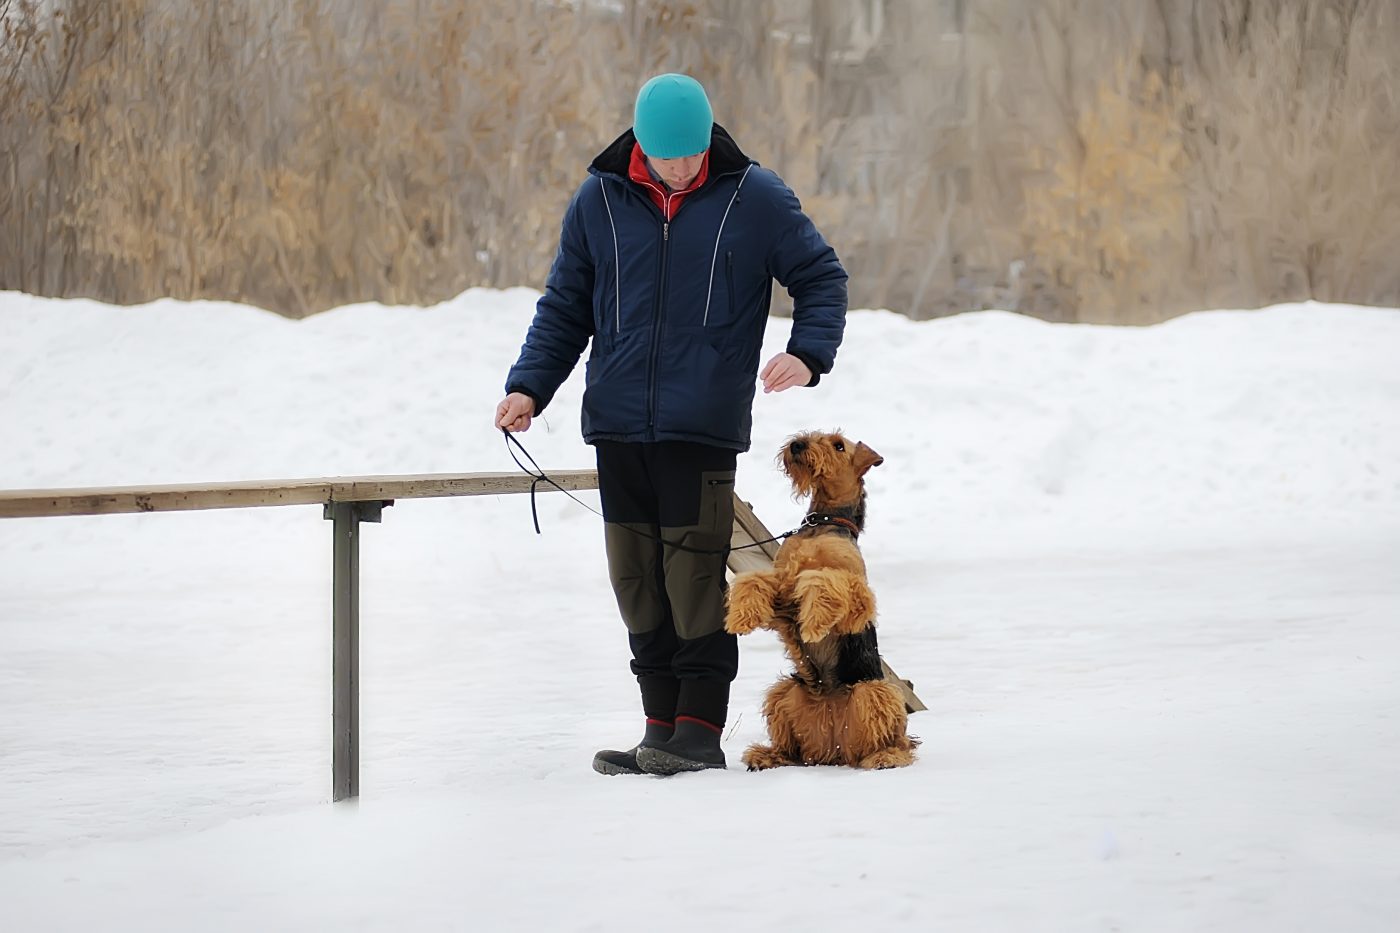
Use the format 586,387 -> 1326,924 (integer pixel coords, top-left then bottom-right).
505,125 -> 848,452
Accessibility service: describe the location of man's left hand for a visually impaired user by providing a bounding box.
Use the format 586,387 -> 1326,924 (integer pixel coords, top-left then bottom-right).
759,353 -> 812,394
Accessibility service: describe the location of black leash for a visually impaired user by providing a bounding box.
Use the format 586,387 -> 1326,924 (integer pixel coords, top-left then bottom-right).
501,428 -> 796,555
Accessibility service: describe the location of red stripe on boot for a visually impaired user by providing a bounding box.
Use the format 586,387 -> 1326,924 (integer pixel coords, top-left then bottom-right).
645,718 -> 674,729
675,715 -> 723,734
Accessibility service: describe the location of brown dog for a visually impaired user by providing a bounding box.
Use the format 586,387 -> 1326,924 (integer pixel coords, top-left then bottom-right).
725,431 -> 918,770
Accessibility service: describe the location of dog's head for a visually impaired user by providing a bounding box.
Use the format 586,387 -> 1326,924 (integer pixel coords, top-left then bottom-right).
779,430 -> 884,509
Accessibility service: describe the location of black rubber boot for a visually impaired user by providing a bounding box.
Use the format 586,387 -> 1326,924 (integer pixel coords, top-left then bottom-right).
634,679 -> 729,775
635,716 -> 726,774
592,719 -> 673,776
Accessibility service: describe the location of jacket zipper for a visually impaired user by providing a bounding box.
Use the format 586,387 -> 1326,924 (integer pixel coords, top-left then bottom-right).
647,216 -> 671,431
639,182 -> 681,433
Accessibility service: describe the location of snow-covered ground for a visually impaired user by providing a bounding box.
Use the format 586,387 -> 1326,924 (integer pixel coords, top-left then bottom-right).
1,289 -> 1397,931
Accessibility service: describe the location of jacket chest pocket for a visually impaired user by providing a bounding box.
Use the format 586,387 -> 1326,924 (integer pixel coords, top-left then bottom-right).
700,249 -> 740,329
724,251 -> 736,323
596,257 -> 620,336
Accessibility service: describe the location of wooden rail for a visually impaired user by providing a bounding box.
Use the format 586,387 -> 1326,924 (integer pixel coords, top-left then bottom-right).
1,469 -> 923,799
0,471 -> 601,518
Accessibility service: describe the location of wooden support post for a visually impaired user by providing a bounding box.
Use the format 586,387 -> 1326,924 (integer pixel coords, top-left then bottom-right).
326,500 -> 389,801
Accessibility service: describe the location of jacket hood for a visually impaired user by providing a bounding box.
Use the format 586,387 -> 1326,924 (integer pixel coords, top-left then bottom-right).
590,123 -> 753,179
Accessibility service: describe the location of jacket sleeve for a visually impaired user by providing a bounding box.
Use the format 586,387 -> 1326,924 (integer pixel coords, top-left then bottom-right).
765,180 -> 848,386
504,185 -> 597,415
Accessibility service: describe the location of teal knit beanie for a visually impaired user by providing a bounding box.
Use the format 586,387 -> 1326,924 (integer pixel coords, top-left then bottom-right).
633,74 -> 713,159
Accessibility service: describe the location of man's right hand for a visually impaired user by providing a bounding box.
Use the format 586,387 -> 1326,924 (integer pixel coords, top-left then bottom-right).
495,392 -> 537,433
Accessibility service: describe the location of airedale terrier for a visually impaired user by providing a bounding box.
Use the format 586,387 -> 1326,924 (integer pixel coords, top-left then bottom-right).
726,431 -> 918,770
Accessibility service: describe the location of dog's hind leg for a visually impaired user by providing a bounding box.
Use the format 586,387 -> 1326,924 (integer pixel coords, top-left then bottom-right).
726,569 -> 782,635
742,742 -> 801,770
792,569 -> 875,642
743,680 -> 805,770
856,746 -> 916,769
849,681 -> 917,769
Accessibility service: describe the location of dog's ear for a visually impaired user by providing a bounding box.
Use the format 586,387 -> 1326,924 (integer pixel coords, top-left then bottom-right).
853,442 -> 884,478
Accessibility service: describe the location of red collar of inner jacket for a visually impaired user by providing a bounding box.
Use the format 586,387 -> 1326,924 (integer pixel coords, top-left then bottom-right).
627,142 -> 710,221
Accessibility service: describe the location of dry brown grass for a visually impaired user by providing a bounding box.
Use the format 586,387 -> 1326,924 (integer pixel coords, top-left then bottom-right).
1,0 -> 1396,322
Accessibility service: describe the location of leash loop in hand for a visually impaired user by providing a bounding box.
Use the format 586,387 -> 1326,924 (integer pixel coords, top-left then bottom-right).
502,428 -> 570,535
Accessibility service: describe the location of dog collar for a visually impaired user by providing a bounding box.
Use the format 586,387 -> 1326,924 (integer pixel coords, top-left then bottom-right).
801,513 -> 861,539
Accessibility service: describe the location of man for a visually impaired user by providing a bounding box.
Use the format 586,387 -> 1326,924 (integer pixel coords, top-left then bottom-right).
495,73 -> 847,775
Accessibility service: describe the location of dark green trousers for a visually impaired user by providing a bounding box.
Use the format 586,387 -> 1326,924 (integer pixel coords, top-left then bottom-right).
595,441 -> 737,727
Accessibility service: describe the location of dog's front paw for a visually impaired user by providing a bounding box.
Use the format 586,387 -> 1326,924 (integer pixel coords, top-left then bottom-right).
725,604 -> 766,636
796,613 -> 839,644
793,570 -> 848,642
726,572 -> 779,635
836,578 -> 878,635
